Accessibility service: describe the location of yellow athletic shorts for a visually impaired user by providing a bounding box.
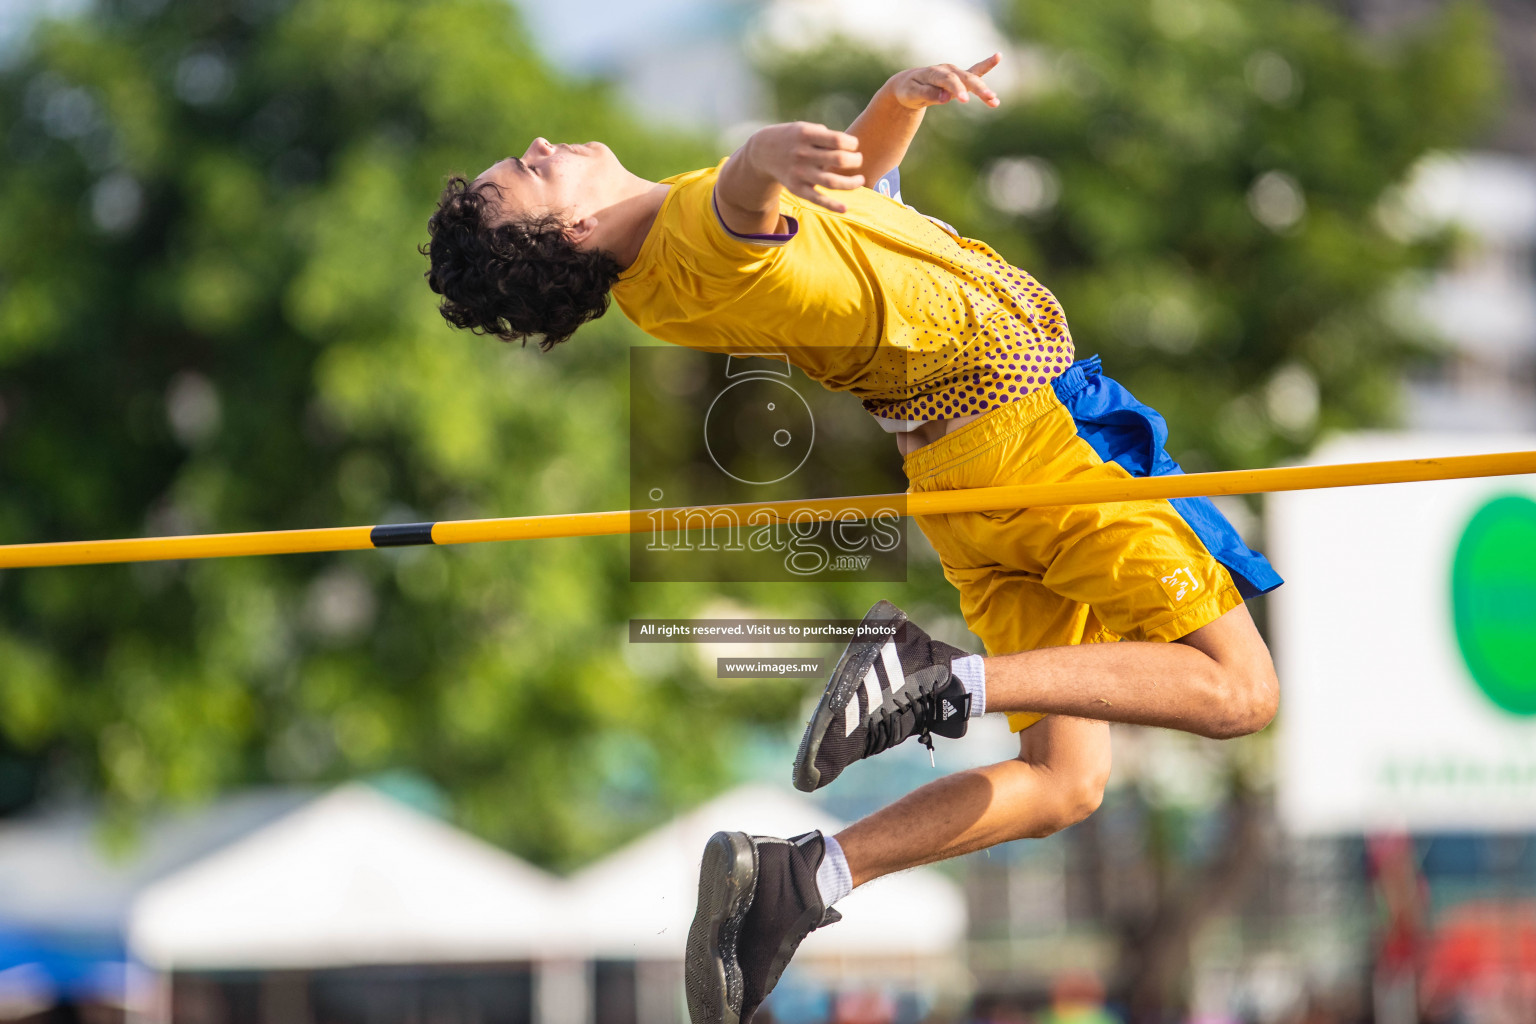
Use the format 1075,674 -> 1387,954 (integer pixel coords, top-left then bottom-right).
902,356 -> 1281,731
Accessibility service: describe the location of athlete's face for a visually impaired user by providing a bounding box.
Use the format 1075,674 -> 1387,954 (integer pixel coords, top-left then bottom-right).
474,137 -> 621,225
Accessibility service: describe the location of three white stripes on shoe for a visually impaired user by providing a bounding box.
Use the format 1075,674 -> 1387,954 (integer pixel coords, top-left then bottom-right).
842,642 -> 988,739
845,641 -> 895,738
878,641 -> 905,706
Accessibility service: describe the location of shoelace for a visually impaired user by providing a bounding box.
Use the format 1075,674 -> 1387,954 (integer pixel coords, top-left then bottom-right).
862,687 -> 944,764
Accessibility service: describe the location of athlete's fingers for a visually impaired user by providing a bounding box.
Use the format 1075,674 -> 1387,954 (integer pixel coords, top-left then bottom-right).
791,182 -> 850,214
812,147 -> 863,173
907,82 -> 954,106
808,171 -> 864,192
924,66 -> 971,103
800,123 -> 859,151
967,53 -> 1002,78
957,69 -> 999,106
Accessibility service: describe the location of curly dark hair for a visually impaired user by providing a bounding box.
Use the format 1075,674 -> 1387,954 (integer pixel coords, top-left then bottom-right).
421,176 -> 623,351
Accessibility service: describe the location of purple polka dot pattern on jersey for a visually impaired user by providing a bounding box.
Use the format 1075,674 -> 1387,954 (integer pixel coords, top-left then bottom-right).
859,238 -> 1074,422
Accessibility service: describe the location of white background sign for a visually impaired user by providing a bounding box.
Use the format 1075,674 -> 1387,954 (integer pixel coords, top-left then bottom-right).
1270,432 -> 1536,834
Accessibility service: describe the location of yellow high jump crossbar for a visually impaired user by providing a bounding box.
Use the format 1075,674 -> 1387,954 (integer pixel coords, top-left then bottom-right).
0,450 -> 1532,570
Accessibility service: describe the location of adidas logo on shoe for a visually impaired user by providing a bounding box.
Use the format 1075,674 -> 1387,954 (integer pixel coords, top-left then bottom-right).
793,600 -> 975,793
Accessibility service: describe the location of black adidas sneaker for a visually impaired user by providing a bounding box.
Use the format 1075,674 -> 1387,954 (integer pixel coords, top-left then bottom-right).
793,600 -> 972,792
685,830 -> 842,1024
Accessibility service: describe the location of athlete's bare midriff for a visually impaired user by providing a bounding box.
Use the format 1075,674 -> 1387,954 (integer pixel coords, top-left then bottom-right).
894,412 -> 983,458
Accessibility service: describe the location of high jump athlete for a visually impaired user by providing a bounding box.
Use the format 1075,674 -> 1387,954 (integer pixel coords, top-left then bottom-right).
422,54 -> 1282,1024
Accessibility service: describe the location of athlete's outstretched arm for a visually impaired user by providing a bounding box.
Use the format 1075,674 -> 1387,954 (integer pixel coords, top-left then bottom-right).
848,55 -> 1001,187
714,55 -> 1000,235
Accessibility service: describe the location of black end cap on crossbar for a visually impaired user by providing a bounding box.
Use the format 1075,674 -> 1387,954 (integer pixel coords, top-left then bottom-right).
370,522 -> 437,547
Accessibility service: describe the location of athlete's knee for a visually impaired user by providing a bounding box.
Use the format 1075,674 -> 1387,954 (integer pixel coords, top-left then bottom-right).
1209,654 -> 1279,739
1020,754 -> 1110,837
1039,771 -> 1107,836
1181,609 -> 1280,739
1061,764 -> 1108,828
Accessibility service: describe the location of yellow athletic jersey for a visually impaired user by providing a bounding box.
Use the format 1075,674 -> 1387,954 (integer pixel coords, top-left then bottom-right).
610,160 -> 1074,422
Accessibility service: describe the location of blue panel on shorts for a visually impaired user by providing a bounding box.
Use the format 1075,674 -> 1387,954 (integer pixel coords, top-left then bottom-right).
1050,355 -> 1284,600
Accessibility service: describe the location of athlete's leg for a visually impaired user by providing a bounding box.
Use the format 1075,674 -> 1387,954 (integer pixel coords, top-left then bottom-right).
693,698 -> 1115,1022
833,715 -> 1111,886
892,356 -> 1284,743
981,602 -> 1278,739
826,604 -> 1271,889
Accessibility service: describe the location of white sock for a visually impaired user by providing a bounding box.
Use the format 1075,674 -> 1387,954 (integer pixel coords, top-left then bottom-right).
950,654 -> 986,717
815,834 -> 853,907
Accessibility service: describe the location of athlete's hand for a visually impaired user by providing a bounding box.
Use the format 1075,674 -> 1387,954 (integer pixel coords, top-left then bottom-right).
745,121 -> 865,214
890,54 -> 1001,109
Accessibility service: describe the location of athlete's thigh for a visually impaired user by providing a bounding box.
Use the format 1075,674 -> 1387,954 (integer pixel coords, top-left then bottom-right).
940,565 -> 1119,732
1015,713 -> 1112,781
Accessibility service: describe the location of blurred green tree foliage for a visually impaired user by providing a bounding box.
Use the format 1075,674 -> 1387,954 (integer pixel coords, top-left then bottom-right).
769,0 -> 1497,472
0,0 -> 853,867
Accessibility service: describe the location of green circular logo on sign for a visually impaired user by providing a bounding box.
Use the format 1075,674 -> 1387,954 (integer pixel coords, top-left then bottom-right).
1452,494 -> 1536,717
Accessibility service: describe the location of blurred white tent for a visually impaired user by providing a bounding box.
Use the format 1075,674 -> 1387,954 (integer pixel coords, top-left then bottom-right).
562,783 -> 968,964
0,788 -> 310,938
128,784 -> 562,970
